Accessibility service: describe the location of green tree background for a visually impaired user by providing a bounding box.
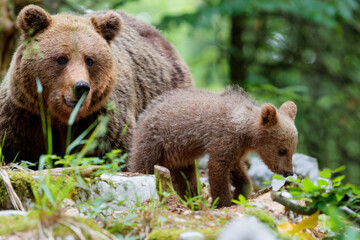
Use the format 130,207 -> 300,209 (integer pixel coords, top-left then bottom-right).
1,0 -> 360,183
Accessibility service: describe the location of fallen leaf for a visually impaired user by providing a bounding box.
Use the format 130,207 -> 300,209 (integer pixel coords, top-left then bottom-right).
290,211 -> 320,234
277,221 -> 294,234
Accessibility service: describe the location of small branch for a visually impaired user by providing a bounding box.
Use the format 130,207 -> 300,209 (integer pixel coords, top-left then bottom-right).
272,192 -> 360,224
271,191 -> 317,215
339,206 -> 360,224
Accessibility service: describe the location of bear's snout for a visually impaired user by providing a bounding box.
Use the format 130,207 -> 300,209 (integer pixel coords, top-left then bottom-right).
284,171 -> 293,177
73,81 -> 90,100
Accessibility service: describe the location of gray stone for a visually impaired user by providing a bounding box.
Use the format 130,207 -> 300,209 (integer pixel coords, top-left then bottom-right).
249,202 -> 265,209
271,178 -> 287,191
0,210 -> 28,217
248,153 -> 319,188
217,216 -> 277,240
292,153 -> 319,182
248,157 -> 273,188
85,173 -> 158,216
197,154 -> 209,171
179,231 -> 205,240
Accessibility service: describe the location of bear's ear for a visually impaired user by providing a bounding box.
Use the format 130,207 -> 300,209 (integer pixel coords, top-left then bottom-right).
279,101 -> 297,121
17,5 -> 52,36
260,103 -> 278,126
91,11 -> 122,41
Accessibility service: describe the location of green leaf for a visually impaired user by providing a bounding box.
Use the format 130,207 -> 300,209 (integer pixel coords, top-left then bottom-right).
68,91 -> 88,126
335,192 -> 346,202
333,165 -> 346,173
316,202 -> 327,212
351,186 -> 360,195
273,174 -> 285,180
302,177 -> 315,193
332,175 -> 345,183
239,194 -> 246,204
319,168 -> 332,179
317,179 -> 329,187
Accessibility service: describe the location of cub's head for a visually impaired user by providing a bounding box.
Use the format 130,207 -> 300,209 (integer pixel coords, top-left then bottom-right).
254,101 -> 298,177
12,5 -> 121,122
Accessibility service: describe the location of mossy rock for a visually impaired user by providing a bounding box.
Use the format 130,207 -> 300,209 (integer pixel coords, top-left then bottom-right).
148,228 -> 219,240
0,214 -> 101,239
0,171 -> 38,209
243,208 -> 276,229
0,170 -> 89,210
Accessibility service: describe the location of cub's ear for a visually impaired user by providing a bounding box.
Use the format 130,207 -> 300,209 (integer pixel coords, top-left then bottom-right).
279,101 -> 297,121
260,103 -> 278,126
17,5 -> 52,36
91,11 -> 122,41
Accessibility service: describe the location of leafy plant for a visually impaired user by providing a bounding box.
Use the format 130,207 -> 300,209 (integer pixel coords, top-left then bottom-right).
272,166 -> 360,239
232,194 -> 251,208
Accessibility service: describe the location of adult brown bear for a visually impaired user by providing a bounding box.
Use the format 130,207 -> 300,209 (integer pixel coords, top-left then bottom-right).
0,5 -> 193,163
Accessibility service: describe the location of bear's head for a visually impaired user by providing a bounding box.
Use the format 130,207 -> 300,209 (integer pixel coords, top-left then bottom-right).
11,5 -> 121,122
253,101 -> 298,177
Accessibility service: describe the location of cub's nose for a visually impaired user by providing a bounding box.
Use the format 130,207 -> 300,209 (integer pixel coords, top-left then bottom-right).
284,172 -> 293,177
73,81 -> 90,99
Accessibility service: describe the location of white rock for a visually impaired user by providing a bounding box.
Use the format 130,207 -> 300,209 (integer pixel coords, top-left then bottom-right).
179,231 -> 205,240
217,216 -> 277,240
0,210 -> 28,217
197,154 -> 209,171
85,173 -> 158,216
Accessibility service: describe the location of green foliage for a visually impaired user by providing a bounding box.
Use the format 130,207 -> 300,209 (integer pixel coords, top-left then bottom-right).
284,167 -> 360,214
274,166 -> 360,239
168,160 -> 212,211
232,194 -> 250,208
32,173 -> 75,215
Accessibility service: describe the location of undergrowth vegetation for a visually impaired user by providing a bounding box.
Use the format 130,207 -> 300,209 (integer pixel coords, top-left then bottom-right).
0,80 -> 359,239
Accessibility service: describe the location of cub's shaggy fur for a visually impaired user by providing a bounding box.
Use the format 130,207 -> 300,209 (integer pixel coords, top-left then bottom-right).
0,5 -> 192,163
130,87 -> 298,208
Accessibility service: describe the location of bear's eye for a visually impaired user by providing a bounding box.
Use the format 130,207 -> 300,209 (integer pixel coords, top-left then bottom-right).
85,58 -> 94,67
57,56 -> 68,66
278,149 -> 287,156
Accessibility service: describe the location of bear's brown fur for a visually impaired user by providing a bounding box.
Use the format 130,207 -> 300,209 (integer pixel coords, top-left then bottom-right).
130,87 -> 298,208
0,5 -> 193,163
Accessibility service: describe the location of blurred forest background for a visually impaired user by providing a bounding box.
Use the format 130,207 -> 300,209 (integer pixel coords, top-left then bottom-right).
0,0 -> 359,184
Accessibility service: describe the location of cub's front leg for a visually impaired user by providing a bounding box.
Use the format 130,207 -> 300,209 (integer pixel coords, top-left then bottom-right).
208,154 -> 233,208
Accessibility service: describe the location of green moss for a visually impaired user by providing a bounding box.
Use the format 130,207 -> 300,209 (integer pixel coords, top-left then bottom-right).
148,228 -> 219,240
0,171 -> 38,209
0,170 -> 92,209
243,208 -> 276,228
0,215 -> 37,235
0,214 -> 101,238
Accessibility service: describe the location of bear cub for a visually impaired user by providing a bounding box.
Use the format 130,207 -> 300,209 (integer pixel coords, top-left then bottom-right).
130,87 -> 298,208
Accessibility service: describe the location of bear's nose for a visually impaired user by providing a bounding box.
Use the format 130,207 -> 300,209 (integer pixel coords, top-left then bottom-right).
73,81 -> 90,99
284,172 -> 293,177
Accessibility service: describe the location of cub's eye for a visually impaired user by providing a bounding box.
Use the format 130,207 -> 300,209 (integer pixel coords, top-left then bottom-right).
56,57 -> 69,66
57,56 -> 68,66
278,149 -> 287,156
85,58 -> 94,67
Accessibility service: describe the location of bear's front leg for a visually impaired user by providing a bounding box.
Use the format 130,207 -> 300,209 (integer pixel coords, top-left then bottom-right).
231,160 -> 252,200
208,155 -> 232,208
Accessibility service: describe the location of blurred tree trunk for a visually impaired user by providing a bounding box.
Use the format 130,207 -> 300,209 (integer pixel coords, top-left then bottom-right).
42,0 -> 64,13
0,0 -> 42,80
230,15 -> 247,87
0,0 -> 17,80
